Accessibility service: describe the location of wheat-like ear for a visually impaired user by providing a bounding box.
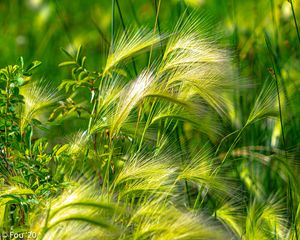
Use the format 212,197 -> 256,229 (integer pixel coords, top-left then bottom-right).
219,79 -> 279,164
162,13 -> 229,66
215,201 -> 244,237
156,13 -> 236,117
31,182 -> 120,240
90,76 -> 123,134
113,153 -> 177,199
149,101 -> 224,141
167,65 -> 235,116
19,80 -> 59,133
245,197 -> 287,240
104,29 -> 161,75
247,80 -> 279,125
177,147 -> 234,197
110,70 -> 155,135
155,210 -> 228,240
65,130 -> 89,155
129,198 -> 229,240
132,193 -> 232,239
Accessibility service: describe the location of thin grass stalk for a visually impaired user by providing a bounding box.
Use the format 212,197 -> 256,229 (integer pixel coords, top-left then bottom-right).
176,125 -> 191,207
111,0 -> 115,51
273,69 -> 287,160
218,124 -> 248,169
156,115 -> 162,147
289,0 -> 300,45
153,0 -> 163,54
270,0 -> 279,52
133,104 -> 143,148
264,30 -> 297,138
193,185 -> 203,209
138,101 -> 158,151
103,139 -> 114,192
264,33 -> 287,160
215,130 -> 240,156
138,0 -> 163,151
148,0 -> 161,67
115,0 -> 138,75
230,0 -> 242,127
88,75 -> 104,134
4,74 -> 10,161
264,32 -> 298,239
288,177 -> 299,240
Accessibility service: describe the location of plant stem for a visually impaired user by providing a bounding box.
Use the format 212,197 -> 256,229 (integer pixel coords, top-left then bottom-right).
115,0 -> 138,75
111,0 -> 115,51
148,0 -> 161,67
290,0 -> 300,46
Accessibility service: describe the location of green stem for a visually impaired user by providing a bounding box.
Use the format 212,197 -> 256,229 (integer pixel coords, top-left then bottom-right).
138,100 -> 157,151
4,73 -> 10,161
290,0 -> 300,46
212,124 -> 248,177
148,0 -> 161,67
111,0 -> 115,51
115,0 -> 138,76
176,125 -> 191,207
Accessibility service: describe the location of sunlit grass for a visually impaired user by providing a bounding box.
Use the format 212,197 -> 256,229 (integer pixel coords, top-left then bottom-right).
0,1 -> 300,239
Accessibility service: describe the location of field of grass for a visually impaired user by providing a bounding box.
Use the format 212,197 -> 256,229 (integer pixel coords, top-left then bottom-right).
1,0 -> 300,239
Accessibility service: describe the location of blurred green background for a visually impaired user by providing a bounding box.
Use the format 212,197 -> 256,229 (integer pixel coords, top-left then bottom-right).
1,0 -> 299,80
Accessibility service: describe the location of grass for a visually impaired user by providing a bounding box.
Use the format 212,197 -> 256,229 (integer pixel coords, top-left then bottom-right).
0,0 -> 300,239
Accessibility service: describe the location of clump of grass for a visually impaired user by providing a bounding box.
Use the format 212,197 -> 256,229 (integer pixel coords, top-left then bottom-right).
1,2 -> 300,240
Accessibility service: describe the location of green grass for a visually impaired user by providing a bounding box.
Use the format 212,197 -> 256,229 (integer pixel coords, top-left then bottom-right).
0,0 -> 300,239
